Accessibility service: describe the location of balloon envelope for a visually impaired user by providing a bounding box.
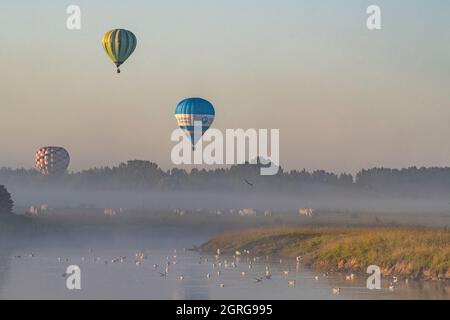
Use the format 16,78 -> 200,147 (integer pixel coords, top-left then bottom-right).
35,147 -> 70,175
175,98 -> 215,146
102,29 -> 137,73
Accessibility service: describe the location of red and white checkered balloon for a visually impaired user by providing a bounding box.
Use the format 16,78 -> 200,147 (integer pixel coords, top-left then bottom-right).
35,147 -> 70,175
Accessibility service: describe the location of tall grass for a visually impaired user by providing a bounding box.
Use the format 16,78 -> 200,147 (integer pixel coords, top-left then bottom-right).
201,227 -> 450,279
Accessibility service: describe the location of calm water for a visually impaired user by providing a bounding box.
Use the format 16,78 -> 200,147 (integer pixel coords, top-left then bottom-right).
0,232 -> 449,300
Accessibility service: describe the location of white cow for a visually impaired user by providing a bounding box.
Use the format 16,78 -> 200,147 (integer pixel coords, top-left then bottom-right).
239,208 -> 257,217
299,208 -> 316,217
28,206 -> 39,216
104,208 -> 117,217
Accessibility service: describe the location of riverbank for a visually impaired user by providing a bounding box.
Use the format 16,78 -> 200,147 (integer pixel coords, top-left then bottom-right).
201,227 -> 450,280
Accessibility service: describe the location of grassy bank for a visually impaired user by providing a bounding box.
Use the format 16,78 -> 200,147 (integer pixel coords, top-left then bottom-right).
201,227 -> 450,280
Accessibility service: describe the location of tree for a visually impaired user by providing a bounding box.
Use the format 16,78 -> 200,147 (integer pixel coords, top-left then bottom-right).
0,185 -> 13,214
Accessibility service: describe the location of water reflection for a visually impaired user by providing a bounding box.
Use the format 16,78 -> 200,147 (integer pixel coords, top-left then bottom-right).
0,249 -> 12,296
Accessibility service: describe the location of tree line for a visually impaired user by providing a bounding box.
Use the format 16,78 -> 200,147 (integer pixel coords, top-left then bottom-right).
1,160 -> 450,196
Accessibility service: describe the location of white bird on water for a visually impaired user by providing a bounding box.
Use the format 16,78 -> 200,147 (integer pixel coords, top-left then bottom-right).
206,273 -> 211,279
288,280 -> 296,287
314,276 -> 319,281
179,275 -> 184,280
332,287 -> 341,295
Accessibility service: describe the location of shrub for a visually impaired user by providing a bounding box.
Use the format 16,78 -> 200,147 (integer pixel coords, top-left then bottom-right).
0,185 -> 13,214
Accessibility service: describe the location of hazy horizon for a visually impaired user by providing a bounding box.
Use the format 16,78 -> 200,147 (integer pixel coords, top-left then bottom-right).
1,1 -> 450,174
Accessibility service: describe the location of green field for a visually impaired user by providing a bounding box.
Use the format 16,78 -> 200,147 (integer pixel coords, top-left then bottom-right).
201,227 -> 450,280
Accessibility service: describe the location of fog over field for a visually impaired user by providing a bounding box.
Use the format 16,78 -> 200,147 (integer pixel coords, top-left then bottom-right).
6,187 -> 450,214
3,160 -> 450,214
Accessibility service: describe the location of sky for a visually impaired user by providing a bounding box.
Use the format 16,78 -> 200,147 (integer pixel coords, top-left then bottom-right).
1,0 -> 450,173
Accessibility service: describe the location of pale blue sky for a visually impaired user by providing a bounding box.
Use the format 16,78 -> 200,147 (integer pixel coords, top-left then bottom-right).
1,1 -> 449,172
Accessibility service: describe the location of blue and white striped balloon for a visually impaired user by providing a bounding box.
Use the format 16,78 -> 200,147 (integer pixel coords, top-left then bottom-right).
175,98 -> 215,146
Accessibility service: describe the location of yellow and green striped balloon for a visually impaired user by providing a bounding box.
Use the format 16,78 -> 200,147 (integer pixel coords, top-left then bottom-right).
102,29 -> 137,73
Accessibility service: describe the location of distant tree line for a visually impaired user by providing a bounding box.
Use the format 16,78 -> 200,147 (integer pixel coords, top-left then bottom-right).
1,160 -> 450,196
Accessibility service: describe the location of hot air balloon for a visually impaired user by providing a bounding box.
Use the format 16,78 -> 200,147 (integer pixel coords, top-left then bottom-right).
102,29 -> 137,73
35,147 -> 70,175
175,98 -> 215,149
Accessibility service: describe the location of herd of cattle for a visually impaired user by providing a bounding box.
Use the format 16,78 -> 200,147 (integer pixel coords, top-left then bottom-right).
26,205 -> 317,218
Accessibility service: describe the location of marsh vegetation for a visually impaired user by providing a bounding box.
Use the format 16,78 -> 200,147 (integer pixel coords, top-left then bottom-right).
202,227 -> 450,280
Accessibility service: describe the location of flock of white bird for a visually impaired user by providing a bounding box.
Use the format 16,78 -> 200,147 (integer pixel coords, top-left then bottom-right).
12,248 -> 405,296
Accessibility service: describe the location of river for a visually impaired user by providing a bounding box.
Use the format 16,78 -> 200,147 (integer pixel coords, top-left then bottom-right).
0,230 -> 448,300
